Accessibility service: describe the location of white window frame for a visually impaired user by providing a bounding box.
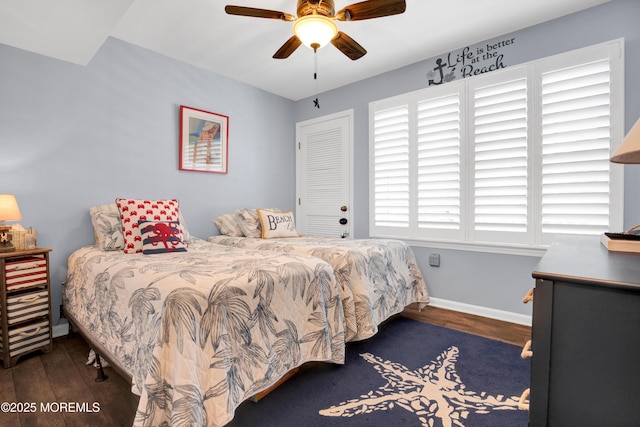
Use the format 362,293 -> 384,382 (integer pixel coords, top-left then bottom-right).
369,39 -> 624,256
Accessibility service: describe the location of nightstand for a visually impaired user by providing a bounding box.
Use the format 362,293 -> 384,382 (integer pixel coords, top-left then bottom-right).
0,248 -> 53,368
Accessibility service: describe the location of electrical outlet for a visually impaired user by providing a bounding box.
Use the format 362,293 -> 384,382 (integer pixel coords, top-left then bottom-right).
429,253 -> 440,267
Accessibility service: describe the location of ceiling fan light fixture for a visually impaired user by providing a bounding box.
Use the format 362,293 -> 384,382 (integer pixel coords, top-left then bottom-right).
293,15 -> 338,51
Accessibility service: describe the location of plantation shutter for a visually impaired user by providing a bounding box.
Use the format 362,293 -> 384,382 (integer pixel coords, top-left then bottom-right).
540,59 -> 611,237
472,75 -> 529,241
372,104 -> 410,234
369,40 -> 622,252
416,93 -> 462,237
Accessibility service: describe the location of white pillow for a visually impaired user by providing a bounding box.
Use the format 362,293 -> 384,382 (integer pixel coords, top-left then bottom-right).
257,209 -> 298,238
213,213 -> 245,237
89,203 -> 124,251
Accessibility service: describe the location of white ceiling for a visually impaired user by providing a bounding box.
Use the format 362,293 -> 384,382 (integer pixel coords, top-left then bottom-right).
0,0 -> 610,101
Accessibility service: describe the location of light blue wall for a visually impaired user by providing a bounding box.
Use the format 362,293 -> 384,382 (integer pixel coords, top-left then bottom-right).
2,0 -> 638,328
294,0 -> 640,320
0,37 -> 296,325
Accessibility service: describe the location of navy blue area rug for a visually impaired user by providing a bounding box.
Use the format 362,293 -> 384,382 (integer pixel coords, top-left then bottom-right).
228,316 -> 530,427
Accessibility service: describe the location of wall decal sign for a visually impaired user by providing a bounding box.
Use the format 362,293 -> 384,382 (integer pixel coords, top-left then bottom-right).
426,37 -> 515,86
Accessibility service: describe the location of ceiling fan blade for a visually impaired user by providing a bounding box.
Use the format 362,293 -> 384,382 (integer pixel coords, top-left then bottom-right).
273,35 -> 302,59
225,5 -> 295,21
331,31 -> 367,60
336,0 -> 406,21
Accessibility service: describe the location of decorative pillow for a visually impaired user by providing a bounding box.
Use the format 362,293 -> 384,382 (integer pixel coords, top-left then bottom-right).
235,208 -> 274,238
139,220 -> 188,254
116,198 -> 182,254
178,212 -> 191,243
89,203 -> 125,251
90,203 -> 191,252
213,213 -> 245,237
257,209 -> 298,238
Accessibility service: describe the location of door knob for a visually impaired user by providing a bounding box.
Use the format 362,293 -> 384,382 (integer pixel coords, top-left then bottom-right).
340,206 -> 348,212
339,218 -> 348,225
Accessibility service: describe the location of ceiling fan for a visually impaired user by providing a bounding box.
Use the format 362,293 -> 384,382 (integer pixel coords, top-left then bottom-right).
225,0 -> 406,60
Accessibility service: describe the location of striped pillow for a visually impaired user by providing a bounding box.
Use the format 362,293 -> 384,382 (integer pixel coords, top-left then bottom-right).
139,220 -> 188,254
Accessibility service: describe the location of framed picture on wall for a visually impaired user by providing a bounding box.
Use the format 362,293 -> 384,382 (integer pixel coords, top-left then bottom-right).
179,105 -> 229,173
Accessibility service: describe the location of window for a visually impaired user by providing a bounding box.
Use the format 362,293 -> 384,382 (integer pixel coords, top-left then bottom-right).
369,40 -> 624,254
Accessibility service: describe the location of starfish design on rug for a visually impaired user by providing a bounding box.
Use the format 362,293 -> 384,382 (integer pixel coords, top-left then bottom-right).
319,346 -> 523,427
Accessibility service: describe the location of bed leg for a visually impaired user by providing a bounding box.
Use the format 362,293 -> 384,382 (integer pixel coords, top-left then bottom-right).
94,354 -> 109,382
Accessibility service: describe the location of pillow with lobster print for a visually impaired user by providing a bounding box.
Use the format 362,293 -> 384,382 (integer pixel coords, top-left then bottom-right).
138,220 -> 188,254
116,198 -> 183,254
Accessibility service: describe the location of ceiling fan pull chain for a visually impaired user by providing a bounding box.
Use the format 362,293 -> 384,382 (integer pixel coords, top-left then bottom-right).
313,52 -> 320,108
314,50 -> 318,81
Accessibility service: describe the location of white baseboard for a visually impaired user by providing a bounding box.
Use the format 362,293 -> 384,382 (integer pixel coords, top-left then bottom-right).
52,322 -> 69,338
428,297 -> 532,326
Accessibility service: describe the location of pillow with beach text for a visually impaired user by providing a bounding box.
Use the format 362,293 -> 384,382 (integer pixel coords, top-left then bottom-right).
257,209 -> 298,239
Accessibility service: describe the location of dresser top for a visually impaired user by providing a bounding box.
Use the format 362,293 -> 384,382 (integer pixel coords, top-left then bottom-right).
0,248 -> 51,259
533,236 -> 640,291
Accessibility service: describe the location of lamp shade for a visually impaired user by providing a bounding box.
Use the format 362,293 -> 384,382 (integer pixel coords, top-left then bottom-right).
611,118 -> 640,163
293,15 -> 338,50
0,194 -> 22,222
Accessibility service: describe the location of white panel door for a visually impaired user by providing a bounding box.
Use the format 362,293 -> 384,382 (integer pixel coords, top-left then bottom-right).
296,110 -> 353,238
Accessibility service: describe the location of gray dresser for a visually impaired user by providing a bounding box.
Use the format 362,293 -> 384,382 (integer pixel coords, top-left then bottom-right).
530,236 -> 640,426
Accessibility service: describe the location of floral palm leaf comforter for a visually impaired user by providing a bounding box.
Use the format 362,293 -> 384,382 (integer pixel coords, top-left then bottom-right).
207,236 -> 429,341
63,238 -> 346,427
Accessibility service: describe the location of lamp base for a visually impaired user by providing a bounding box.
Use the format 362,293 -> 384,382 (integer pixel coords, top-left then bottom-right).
0,225 -> 15,252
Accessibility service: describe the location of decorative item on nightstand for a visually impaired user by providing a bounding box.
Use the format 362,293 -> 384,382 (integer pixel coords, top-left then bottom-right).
0,195 -> 22,253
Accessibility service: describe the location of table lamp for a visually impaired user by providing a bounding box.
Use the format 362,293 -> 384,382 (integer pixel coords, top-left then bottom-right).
602,117 -> 640,244
611,117 -> 640,164
0,194 -> 22,252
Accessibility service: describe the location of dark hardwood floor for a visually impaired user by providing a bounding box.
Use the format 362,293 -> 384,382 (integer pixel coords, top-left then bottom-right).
0,305 -> 531,426
0,328 -> 138,427
401,303 -> 531,347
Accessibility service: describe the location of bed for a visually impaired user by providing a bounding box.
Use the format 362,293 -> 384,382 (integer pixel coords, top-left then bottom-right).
63,201 -> 347,427
209,209 -> 430,341
63,238 -> 346,426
